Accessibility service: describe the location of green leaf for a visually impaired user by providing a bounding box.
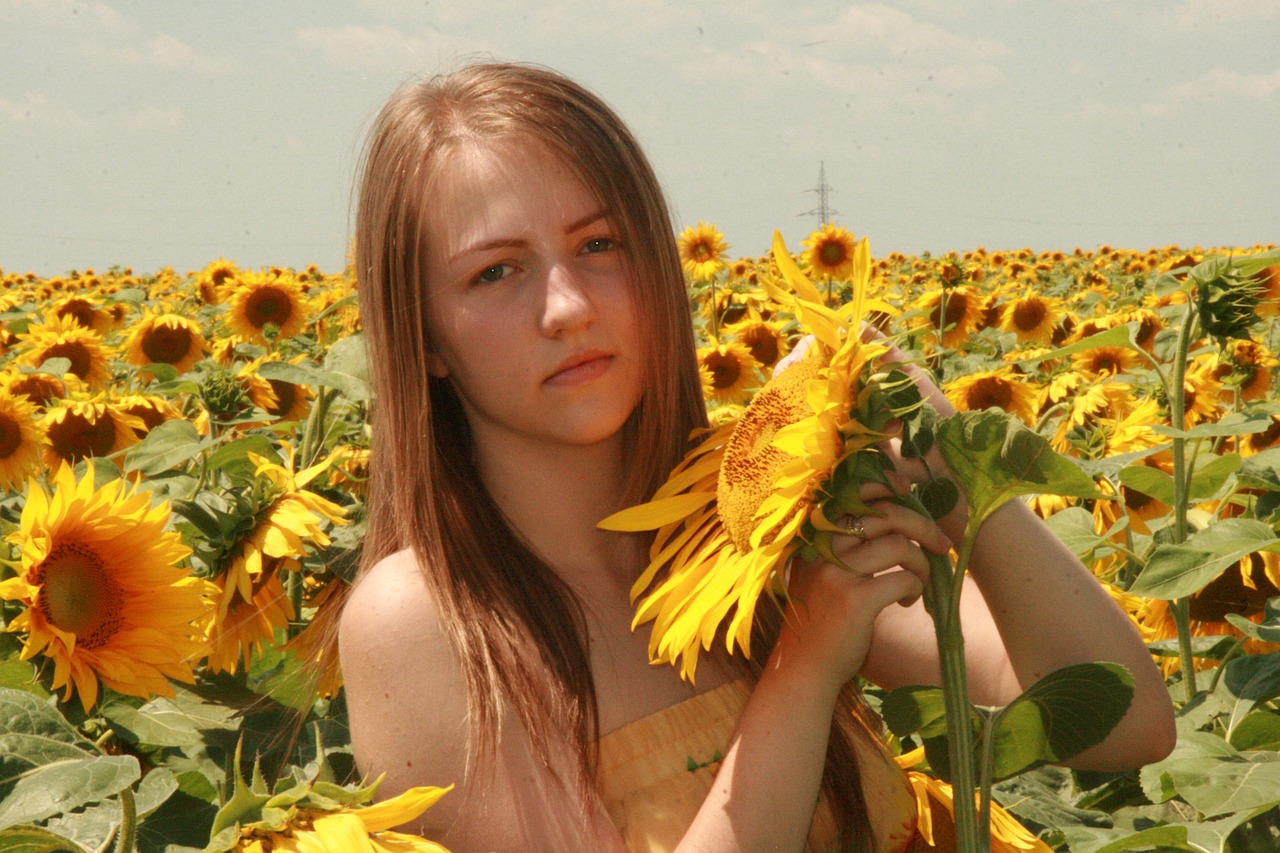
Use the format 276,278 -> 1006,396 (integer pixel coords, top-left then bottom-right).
0,688 -> 94,775
937,410 -> 1106,534
205,434 -> 278,476
1057,824 -> 1198,853
1224,597 -> 1280,643
1188,453 -> 1241,501
0,755 -> 140,827
124,419 -> 211,476
1117,464 -> 1175,505
1228,708 -> 1280,751
1141,731 -> 1280,818
0,825 -> 84,853
43,768 -> 178,851
100,687 -> 240,749
320,333 -> 370,401
255,360 -> 368,403
1044,506 -> 1118,562
1016,325 -> 1139,367
1238,446 -> 1280,491
987,662 -> 1134,780
1151,410 -> 1276,439
1129,519 -> 1280,599
1220,652 -> 1280,733
881,685 -> 954,740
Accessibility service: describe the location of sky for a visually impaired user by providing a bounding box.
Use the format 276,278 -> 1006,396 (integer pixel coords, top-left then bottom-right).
2,0 -> 1278,278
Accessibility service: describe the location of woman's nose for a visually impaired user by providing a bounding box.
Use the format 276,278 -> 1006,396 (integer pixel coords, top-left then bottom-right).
540,264 -> 597,337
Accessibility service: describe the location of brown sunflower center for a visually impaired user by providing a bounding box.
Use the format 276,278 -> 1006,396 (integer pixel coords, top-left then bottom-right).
0,411 -> 22,459
266,379 -> 298,417
35,542 -> 125,649
740,326 -> 780,367
1012,299 -> 1047,331
930,292 -> 970,330
717,359 -> 819,552
9,375 -> 62,408
690,240 -> 714,262
141,323 -> 195,364
704,350 -> 745,390
245,286 -> 293,329
818,240 -> 848,268
41,341 -> 93,380
964,376 -> 1014,411
48,409 -> 116,462
1086,350 -> 1125,375
56,299 -> 97,329
1189,554 -> 1280,622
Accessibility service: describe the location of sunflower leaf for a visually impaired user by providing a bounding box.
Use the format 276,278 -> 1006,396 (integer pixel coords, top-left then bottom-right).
937,409 -> 1106,532
1138,730 -> 1280,818
0,824 -> 86,853
124,418 -> 211,476
985,662 -> 1134,781
1128,519 -> 1280,599
1150,410 -> 1275,440
0,755 -> 140,828
1015,325 -> 1138,367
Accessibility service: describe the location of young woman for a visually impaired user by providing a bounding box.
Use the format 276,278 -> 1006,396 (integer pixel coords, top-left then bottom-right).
338,62 -> 1176,851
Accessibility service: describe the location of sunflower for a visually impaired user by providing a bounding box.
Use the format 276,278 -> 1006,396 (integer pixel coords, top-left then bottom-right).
802,222 -> 858,280
281,579 -> 347,698
225,270 -> 308,344
52,295 -> 115,334
998,291 -> 1061,345
677,221 -> 730,281
213,452 -> 346,670
224,783 -> 454,853
1239,415 -> 1280,456
204,570 -> 294,675
895,749 -> 1052,852
601,232 -> 887,680
730,318 -> 790,370
0,462 -> 214,710
122,312 -> 207,374
1070,345 -> 1141,378
18,314 -> 113,389
914,286 -> 984,348
197,257 -> 241,305
1256,263 -> 1280,317
244,355 -> 313,422
42,396 -> 144,467
4,370 -> 68,409
944,368 -> 1038,426
114,393 -> 183,439
0,389 -> 46,490
1218,339 -> 1278,402
697,342 -> 761,406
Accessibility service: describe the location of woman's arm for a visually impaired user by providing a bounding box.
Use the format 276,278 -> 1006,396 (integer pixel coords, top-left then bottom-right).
860,344 -> 1176,770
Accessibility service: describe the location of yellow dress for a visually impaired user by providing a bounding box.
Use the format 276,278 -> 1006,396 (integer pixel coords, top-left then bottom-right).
597,679 -> 921,852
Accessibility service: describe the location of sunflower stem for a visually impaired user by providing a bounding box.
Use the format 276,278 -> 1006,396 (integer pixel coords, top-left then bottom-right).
1169,297 -> 1199,701
113,784 -> 137,853
923,546 -> 986,853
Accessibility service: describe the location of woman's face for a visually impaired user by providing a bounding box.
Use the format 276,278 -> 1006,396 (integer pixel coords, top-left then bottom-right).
421,138 -> 646,457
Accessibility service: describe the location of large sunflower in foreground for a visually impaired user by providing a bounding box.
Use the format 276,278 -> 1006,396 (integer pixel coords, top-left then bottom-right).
600,232 -> 890,681
0,463 -> 214,710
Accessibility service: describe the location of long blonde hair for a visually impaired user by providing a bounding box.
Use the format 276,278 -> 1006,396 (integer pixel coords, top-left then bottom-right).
351,61 -> 873,846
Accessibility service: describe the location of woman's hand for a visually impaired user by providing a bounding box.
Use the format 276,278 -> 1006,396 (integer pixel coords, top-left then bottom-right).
771,482 -> 951,697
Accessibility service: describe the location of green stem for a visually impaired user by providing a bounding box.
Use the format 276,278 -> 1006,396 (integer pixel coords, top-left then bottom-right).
922,546 -> 985,853
298,386 -> 332,470
113,784 -> 137,853
1169,297 -> 1198,701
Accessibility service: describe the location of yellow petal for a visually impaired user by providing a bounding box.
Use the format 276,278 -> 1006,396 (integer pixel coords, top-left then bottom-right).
597,491 -> 716,531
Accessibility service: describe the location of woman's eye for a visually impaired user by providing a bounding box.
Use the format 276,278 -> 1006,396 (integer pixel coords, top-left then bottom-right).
476,263 -> 512,284
582,237 -> 614,255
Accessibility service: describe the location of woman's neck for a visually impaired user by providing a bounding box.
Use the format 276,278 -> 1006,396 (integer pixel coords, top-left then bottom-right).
471,431 -> 641,584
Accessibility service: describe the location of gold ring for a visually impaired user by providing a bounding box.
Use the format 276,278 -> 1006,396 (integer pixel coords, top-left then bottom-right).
841,515 -> 868,541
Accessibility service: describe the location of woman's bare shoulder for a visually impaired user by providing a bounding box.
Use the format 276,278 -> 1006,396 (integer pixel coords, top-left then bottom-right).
341,548 -> 443,650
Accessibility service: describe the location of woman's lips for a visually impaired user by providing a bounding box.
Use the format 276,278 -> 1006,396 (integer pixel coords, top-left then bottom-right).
545,351 -> 613,386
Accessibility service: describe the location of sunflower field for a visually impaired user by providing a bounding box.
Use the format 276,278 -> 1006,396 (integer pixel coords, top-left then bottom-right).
2,226 -> 1280,851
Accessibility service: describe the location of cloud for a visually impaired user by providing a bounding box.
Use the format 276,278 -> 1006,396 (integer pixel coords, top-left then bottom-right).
9,0 -> 235,73
0,93 -> 181,132
1169,0 -> 1280,28
1168,67 -> 1280,101
296,24 -> 479,71
816,3 -> 1010,62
